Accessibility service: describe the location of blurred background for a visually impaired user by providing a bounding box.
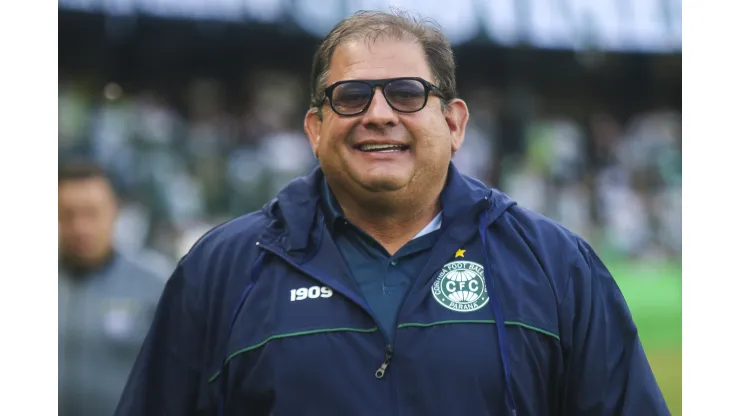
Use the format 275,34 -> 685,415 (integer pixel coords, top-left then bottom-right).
58,0 -> 681,414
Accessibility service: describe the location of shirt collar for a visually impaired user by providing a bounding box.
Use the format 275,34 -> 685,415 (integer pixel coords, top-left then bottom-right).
413,211 -> 442,239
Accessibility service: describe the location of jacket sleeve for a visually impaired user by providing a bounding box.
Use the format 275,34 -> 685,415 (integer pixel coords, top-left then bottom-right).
115,261 -> 208,415
558,239 -> 671,415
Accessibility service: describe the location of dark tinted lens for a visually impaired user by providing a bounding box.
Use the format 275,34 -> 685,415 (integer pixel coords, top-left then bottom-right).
385,79 -> 426,112
332,82 -> 372,114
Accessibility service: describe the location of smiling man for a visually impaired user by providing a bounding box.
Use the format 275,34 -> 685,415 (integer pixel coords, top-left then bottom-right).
116,10 -> 669,416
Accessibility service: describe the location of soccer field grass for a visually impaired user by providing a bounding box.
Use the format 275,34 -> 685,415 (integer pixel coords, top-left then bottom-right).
610,260 -> 682,416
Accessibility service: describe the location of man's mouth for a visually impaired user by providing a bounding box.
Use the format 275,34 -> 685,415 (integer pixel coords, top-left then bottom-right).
355,143 -> 410,153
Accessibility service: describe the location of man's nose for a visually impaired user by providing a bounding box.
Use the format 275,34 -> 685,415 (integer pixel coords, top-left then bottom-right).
361,87 -> 399,128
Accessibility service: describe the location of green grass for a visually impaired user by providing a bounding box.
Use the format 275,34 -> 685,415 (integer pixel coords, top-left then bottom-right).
647,348 -> 682,416
610,259 -> 682,415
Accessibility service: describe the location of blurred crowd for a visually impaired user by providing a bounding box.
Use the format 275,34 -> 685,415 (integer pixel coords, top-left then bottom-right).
59,69 -> 681,267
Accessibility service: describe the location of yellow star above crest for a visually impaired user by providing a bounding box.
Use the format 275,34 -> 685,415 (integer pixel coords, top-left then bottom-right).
455,249 -> 466,258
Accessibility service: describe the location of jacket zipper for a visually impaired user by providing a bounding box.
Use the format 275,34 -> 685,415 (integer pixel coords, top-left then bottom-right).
380,259 -> 426,416
375,344 -> 400,416
375,345 -> 393,379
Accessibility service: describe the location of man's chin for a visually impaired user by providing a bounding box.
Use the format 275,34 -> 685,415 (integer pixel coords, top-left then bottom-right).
356,176 -> 408,193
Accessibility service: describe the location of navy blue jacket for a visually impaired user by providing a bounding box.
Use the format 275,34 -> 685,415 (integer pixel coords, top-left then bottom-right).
115,164 -> 669,416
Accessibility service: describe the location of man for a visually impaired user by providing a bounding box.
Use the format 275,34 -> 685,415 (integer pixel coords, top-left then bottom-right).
116,10 -> 670,416
58,161 -> 165,416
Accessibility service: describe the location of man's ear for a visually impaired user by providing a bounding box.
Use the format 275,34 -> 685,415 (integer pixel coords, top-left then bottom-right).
304,108 -> 322,157
444,99 -> 469,153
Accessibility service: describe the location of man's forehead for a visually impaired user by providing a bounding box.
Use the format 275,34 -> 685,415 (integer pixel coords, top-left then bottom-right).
327,39 -> 432,84
59,178 -> 115,200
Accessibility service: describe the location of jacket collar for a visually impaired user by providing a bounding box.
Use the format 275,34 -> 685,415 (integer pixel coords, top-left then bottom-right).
263,162 -> 515,254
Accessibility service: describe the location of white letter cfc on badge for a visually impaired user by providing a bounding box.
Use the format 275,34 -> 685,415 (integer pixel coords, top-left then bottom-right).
432,261 -> 489,312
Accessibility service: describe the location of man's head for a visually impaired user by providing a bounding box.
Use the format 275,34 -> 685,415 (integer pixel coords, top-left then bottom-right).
304,9 -> 469,203
58,161 -> 118,268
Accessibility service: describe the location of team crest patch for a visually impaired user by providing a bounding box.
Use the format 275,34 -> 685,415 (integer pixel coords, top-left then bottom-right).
432,260 -> 489,312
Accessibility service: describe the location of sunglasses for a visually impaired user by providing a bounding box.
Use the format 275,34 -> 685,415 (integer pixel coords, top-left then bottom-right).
322,77 -> 445,116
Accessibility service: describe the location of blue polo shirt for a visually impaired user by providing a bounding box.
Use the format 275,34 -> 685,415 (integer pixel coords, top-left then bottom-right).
320,180 -> 442,341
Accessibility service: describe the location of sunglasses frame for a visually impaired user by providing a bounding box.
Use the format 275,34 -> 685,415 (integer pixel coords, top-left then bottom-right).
322,77 -> 445,116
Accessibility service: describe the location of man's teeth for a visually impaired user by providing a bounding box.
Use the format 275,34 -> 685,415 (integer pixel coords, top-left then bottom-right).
359,144 -> 406,152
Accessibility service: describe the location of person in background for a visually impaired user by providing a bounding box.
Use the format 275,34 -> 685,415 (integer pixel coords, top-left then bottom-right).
58,161 -> 165,416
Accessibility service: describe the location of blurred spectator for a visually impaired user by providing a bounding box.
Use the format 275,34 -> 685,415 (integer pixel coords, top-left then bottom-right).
58,161 -> 167,416
452,85 -> 500,183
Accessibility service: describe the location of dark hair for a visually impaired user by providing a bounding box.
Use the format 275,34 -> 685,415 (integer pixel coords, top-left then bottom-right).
308,8 -> 457,117
58,160 -> 110,184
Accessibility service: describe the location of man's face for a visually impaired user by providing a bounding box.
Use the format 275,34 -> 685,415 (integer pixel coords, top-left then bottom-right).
305,38 -> 468,197
58,177 -> 118,266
